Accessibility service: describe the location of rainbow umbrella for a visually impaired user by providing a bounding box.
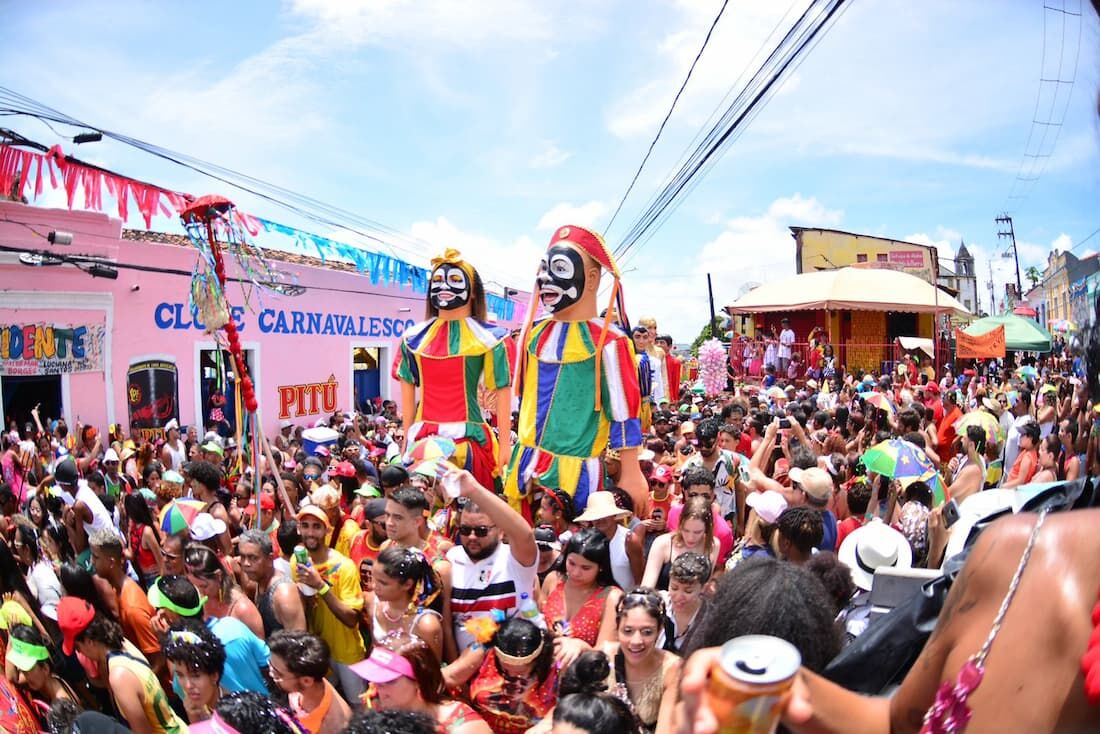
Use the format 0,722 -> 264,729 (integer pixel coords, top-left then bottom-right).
899,469 -> 950,506
862,392 -> 896,417
954,410 -> 1005,444
403,435 -> 457,464
861,439 -> 935,480
1016,366 -> 1039,381
159,498 -> 205,535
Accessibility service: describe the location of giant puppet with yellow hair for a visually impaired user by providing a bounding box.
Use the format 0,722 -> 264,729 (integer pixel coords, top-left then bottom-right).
504,225 -> 648,517
392,249 -> 514,489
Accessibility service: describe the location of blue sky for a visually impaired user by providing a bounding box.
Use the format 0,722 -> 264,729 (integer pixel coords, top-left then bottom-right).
4,0 -> 1099,341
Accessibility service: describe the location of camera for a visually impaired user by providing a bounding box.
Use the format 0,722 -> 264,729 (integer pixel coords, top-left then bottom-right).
778,418 -> 791,429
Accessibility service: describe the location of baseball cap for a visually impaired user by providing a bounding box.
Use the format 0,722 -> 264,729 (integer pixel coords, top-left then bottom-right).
280,419 -> 293,429
788,467 -> 833,504
534,525 -> 561,551
349,646 -> 416,683
190,513 -> 228,542
255,494 -> 276,511
363,498 -> 388,521
7,634 -> 50,671
201,441 -> 224,458
147,576 -> 206,617
329,461 -> 356,478
745,490 -> 788,525
58,596 -> 96,655
650,465 -> 673,484
164,419 -> 180,432
103,448 -> 120,464
296,505 -> 332,528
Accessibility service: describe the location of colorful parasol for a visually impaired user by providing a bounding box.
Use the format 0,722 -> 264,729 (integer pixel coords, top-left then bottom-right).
1016,365 -> 1038,381
899,468 -> 949,506
403,435 -> 457,464
860,439 -> 935,480
1050,319 -> 1077,334
954,410 -> 1005,444
862,392 -> 896,417
159,498 -> 206,535
1039,383 -> 1058,396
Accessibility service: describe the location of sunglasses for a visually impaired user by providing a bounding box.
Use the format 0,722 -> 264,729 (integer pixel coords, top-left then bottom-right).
458,525 -> 493,538
303,473 -> 321,481
648,479 -> 668,488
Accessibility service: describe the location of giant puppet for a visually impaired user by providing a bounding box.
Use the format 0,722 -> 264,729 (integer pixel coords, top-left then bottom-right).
504,225 -> 648,515
393,249 -> 513,489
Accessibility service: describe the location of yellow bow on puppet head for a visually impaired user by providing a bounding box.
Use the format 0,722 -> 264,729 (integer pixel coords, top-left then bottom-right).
430,248 -> 476,283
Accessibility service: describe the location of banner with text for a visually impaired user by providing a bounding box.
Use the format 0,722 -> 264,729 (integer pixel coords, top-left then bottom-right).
0,323 -> 106,376
955,325 -> 1005,359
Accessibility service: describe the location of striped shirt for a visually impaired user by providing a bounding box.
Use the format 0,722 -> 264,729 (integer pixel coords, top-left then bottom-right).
448,542 -> 539,649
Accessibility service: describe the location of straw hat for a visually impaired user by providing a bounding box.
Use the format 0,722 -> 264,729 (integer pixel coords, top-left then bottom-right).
574,491 -> 630,523
837,520 -> 913,591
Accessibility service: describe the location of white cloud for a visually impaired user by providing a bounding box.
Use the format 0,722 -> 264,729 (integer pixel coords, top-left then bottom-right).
530,142 -> 573,169
407,216 -> 543,288
618,193 -> 842,342
536,201 -> 608,231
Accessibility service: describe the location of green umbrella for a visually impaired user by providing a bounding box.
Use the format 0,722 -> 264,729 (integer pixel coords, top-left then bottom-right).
962,313 -> 1052,352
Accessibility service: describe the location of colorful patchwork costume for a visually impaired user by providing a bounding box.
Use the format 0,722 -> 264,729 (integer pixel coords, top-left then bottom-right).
505,225 -> 643,513
393,314 -> 513,489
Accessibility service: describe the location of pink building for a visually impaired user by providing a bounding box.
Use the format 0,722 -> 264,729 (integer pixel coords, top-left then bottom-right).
0,201 -> 527,440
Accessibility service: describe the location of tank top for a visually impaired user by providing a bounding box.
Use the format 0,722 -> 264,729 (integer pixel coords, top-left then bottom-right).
609,525 -> 635,591
606,645 -> 676,734
128,522 -> 158,573
76,482 -> 117,540
163,440 -> 186,471
371,604 -> 442,648
106,651 -> 187,734
257,575 -> 295,637
542,584 -> 610,645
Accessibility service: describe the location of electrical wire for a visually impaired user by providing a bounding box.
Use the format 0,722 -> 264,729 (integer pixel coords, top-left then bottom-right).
612,0 -> 835,261
603,0 -> 731,236
612,0 -> 848,267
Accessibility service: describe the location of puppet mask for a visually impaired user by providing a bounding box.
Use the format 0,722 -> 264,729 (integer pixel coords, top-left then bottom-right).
430,264 -> 470,311
537,244 -> 586,313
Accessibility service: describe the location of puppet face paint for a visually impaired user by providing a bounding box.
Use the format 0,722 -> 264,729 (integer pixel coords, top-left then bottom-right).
430,264 -> 470,311
537,245 -> 586,313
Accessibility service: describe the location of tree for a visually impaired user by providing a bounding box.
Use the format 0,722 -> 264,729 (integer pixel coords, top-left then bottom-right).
1025,266 -> 1041,289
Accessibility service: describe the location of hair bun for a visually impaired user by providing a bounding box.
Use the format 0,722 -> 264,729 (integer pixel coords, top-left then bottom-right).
560,650 -> 611,696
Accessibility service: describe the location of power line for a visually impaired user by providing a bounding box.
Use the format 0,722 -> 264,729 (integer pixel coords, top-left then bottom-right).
1003,0 -> 1083,214
603,0 -> 731,236
612,0 -> 848,266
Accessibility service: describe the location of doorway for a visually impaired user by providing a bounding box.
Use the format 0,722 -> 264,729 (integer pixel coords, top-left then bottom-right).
198,348 -> 254,438
353,346 -> 382,414
2,375 -> 62,434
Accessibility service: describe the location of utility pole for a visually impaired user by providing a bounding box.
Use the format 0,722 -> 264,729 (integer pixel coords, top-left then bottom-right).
996,213 -> 1022,300
987,260 -> 996,315
707,273 -> 718,336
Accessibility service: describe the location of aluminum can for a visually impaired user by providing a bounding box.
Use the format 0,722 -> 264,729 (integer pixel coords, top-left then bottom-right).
707,635 -> 800,734
293,544 -> 310,567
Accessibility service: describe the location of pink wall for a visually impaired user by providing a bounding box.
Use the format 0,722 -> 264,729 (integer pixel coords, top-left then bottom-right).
0,202 -> 529,438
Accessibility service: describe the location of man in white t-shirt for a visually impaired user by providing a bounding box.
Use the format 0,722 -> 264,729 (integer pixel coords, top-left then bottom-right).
778,318 -> 796,375
442,469 -> 538,689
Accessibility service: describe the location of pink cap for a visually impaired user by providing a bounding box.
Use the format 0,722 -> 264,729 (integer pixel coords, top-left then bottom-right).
349,646 -> 415,683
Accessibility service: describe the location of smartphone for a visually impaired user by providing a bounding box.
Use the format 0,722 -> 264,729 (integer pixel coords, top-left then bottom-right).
942,498 -> 960,528
778,418 -> 791,429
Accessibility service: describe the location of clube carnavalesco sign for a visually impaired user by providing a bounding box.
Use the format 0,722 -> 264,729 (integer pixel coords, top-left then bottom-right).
154,302 -> 416,338
0,323 -> 106,376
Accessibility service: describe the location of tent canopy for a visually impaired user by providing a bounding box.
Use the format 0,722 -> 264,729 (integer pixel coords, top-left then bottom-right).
897,336 -> 934,358
962,313 -> 1052,353
727,266 -> 970,315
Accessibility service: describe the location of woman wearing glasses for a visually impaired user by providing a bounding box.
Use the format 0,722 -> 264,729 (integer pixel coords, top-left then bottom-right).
600,588 -> 680,734
364,546 -> 445,661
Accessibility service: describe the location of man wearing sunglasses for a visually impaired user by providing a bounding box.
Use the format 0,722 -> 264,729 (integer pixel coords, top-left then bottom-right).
443,469 -> 538,691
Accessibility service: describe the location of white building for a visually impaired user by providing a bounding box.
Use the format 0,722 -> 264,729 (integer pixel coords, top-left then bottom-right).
937,241 -> 979,315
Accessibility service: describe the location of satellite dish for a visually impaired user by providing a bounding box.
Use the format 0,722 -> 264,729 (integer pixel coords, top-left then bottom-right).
737,281 -> 762,298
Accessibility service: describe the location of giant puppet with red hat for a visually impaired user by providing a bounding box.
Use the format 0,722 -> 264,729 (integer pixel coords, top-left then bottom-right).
392,248 -> 514,489
504,225 -> 648,516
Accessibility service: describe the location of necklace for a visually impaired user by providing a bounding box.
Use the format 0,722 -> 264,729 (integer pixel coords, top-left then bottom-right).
381,601 -> 408,623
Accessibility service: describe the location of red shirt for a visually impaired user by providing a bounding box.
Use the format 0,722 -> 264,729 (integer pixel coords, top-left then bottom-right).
835,515 -> 865,551
937,406 -> 962,451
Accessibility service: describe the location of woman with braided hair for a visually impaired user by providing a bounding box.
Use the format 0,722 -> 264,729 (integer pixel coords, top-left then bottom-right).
364,545 -> 444,660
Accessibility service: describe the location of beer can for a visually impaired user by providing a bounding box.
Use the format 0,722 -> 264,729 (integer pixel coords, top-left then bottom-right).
293,544 -> 310,566
707,635 -> 800,734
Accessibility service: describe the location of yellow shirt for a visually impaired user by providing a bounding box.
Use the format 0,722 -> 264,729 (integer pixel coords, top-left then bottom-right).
333,517 -> 361,559
292,549 -> 366,664
108,651 -> 188,734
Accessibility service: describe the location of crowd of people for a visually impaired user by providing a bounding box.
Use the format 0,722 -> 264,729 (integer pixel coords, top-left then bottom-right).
0,333 -> 1097,734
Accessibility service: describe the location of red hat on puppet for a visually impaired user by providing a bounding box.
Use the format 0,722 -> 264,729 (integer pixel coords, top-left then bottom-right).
548,226 -> 621,278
